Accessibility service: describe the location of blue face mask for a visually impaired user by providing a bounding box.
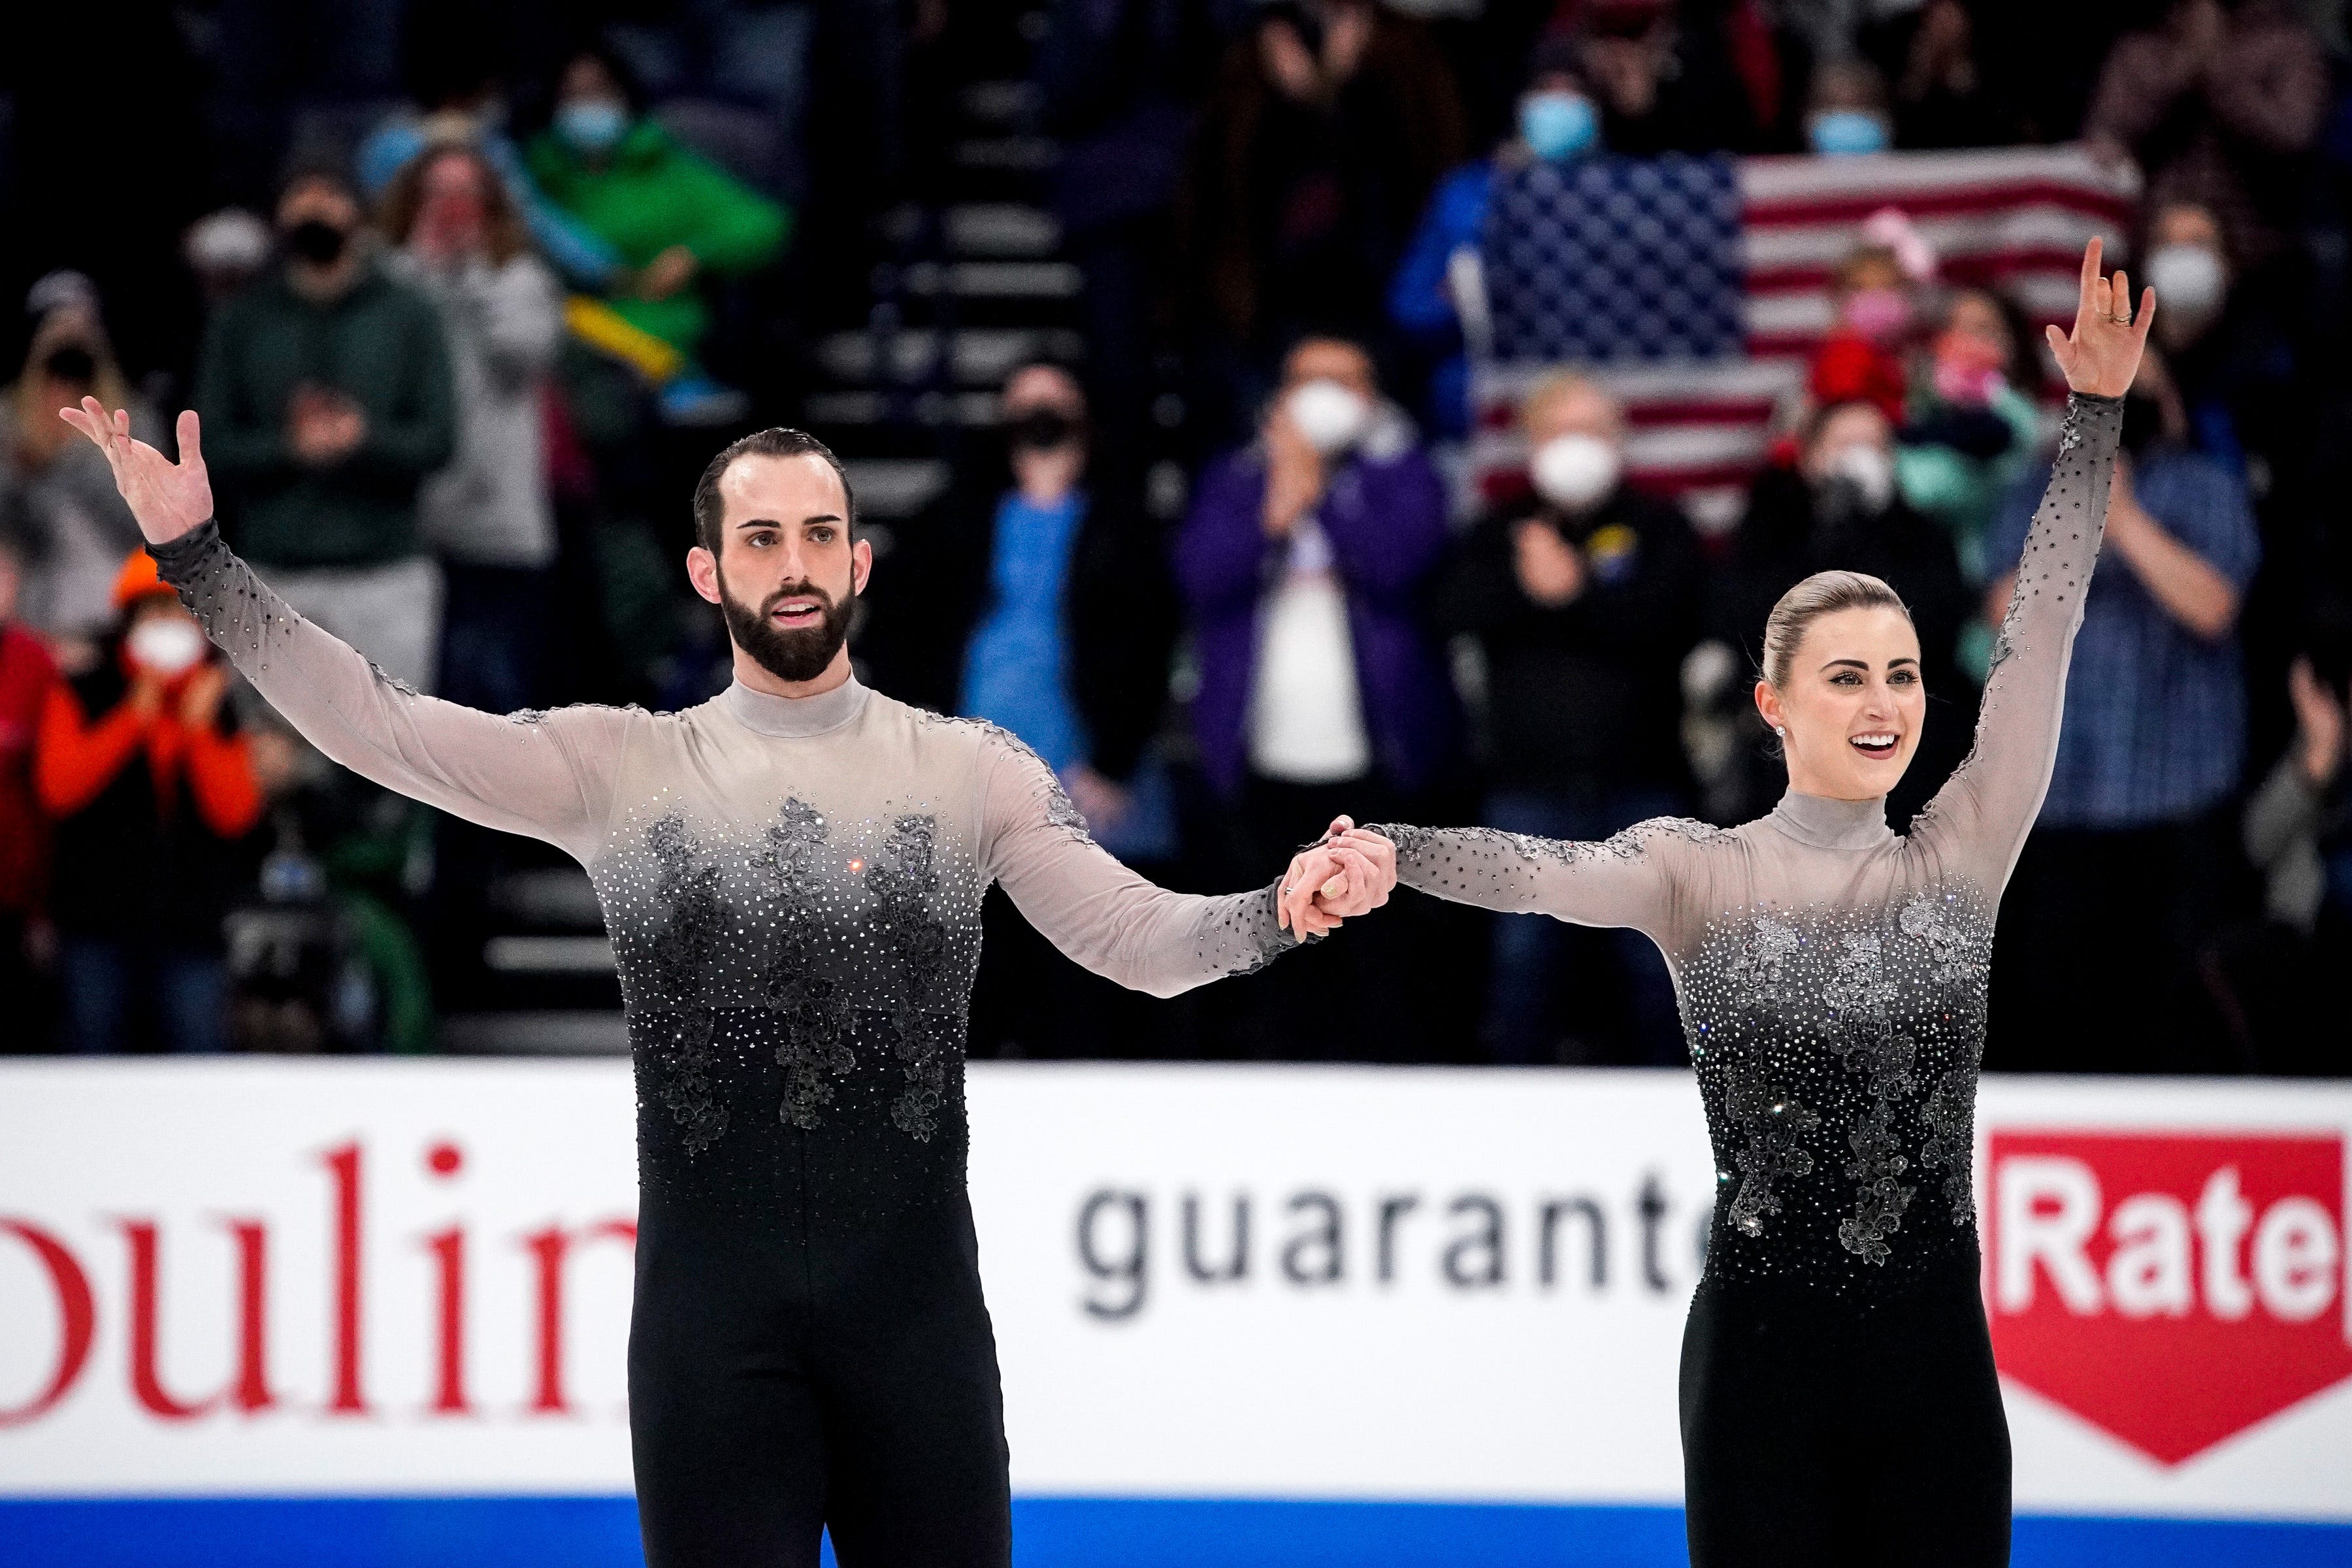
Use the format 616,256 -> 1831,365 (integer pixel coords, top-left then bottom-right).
556,99 -> 629,155
1520,91 -> 1599,163
1808,109 -> 1889,157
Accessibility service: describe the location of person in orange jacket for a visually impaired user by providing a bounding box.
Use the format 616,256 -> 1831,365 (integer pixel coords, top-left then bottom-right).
35,547 -> 262,1051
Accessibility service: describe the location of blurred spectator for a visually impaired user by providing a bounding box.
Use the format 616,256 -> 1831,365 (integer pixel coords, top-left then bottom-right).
2245,645 -> 2352,947
1708,399 -> 1973,827
1179,336 -> 1456,823
1388,36 -> 1596,436
1,274 -> 160,666
1884,0 -> 2018,150
1577,0 -> 1784,155
1897,285 -> 2041,591
1803,57 -> 1893,156
2141,199 -> 2297,484
0,534 -> 58,1036
357,59 -> 625,292
879,364 -> 1184,1055
527,46 -> 791,426
2085,0 -> 2327,269
1182,0 -> 1466,435
378,144 -> 564,717
1986,348 -> 2261,1073
1435,372 -> 1703,1064
194,162 -> 457,693
1177,336 -> 1459,1056
34,551 -> 263,1053
1808,241 -> 1921,426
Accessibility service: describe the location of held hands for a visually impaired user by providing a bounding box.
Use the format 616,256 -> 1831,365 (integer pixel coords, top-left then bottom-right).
57,400 -> 212,547
1275,817 -> 1399,938
2047,237 -> 2155,399
1512,519 -> 1586,607
1262,406 -> 1324,539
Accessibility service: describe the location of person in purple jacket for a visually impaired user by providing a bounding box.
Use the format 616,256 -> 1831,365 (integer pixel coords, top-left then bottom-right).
1176,334 -> 1462,1056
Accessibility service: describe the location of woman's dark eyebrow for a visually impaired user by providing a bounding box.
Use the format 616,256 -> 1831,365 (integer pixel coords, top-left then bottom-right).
1818,655 -> 1921,672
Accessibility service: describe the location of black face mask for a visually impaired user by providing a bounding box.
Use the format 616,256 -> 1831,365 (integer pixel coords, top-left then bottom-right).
43,345 -> 97,385
2119,393 -> 2166,457
1005,408 -> 1081,452
284,220 -> 350,267
717,568 -> 853,685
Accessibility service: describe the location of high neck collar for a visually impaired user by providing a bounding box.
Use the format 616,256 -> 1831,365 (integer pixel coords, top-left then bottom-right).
722,676 -> 869,738
1765,789 -> 1894,853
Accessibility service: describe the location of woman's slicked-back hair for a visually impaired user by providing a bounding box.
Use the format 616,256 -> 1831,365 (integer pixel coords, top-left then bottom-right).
1760,570 -> 1912,688
691,428 -> 857,555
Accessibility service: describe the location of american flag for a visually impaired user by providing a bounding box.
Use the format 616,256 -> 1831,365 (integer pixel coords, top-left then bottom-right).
1467,144 -> 2141,529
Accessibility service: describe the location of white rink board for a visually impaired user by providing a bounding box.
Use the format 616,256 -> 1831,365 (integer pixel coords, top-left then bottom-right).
0,1061 -> 2346,1522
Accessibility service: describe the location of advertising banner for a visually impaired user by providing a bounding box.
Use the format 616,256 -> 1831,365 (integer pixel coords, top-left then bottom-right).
2,1062 -> 2348,1565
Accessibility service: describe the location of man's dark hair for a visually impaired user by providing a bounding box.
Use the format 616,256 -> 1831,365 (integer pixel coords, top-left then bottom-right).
692,428 -> 858,556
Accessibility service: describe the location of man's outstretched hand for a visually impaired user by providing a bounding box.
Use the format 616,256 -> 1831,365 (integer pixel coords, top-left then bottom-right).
1276,817 -> 1398,938
57,400 -> 213,547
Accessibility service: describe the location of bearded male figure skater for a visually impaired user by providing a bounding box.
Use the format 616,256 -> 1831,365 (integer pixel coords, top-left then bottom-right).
65,404 -> 1387,1567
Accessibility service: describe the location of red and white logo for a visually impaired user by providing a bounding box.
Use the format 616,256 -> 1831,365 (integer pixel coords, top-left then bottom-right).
1986,1131 -> 2352,1465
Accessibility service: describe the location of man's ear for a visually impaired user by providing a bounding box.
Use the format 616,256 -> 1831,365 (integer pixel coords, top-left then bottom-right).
686,545 -> 721,606
851,536 -> 874,597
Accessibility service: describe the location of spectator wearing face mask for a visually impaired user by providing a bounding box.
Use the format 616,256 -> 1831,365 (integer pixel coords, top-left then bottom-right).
1804,57 -> 1895,157
1388,37 -> 1600,436
192,160 -> 457,694
2085,0 -> 2326,272
1177,336 -> 1461,1056
1897,286 -> 2043,594
527,46 -> 789,427
376,143 -> 563,717
1435,372 -> 1703,1064
1808,242 -> 1918,429
875,364 -> 1184,1054
1984,347 -> 2260,1073
34,550 -> 264,1053
2136,201 -> 2296,488
0,532 -> 59,1036
1,273 -> 162,666
1708,399 -> 1972,827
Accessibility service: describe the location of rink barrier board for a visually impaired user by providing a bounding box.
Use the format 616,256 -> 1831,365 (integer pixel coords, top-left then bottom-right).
1,1499 -> 2349,1568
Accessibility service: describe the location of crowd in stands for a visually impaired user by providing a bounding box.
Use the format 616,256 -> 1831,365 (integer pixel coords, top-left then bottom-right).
1,0 -> 2349,1075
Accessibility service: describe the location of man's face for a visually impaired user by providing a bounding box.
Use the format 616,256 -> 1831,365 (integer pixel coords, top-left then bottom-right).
688,452 -> 870,685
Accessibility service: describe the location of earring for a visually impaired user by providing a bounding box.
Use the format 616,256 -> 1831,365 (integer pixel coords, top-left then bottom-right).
1773,725 -> 1786,737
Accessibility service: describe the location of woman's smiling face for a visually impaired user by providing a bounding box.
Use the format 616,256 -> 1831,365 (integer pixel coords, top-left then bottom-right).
1755,604 -> 1926,800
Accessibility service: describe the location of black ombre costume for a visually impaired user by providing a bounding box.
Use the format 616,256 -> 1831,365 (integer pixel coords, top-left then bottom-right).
1373,394 -> 2125,1565
154,522 -> 1300,1565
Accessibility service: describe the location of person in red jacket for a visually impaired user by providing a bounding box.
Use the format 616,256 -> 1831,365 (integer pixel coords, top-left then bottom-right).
35,547 -> 262,1051
0,532 -> 60,1037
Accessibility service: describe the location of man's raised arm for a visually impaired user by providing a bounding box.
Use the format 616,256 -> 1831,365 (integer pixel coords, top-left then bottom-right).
62,400 -> 627,864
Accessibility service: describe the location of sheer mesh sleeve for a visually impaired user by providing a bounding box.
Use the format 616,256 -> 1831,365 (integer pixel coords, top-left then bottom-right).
968,722 -> 1298,998
1912,393 -> 2123,893
1369,817 -> 1725,944
152,523 -> 629,865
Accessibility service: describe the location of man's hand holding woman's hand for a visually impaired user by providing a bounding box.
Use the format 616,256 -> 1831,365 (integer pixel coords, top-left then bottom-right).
1275,816 -> 1399,938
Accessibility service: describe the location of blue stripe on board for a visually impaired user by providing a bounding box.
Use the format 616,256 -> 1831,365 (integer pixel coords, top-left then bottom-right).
1,1495 -> 2347,1568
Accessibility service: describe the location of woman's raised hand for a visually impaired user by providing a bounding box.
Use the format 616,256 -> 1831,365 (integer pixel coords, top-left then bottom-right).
2046,237 -> 2155,399
56,400 -> 213,546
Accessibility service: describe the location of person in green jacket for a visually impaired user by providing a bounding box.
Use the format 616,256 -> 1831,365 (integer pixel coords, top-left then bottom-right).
193,161 -> 457,693
528,46 -> 791,425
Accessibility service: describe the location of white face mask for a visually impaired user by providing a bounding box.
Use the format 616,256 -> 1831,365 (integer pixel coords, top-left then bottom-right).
127,615 -> 206,678
1529,433 -> 1622,511
1285,380 -> 1373,455
2145,242 -> 2226,321
1827,442 -> 1895,514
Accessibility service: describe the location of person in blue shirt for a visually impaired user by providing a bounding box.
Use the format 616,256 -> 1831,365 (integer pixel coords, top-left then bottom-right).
1388,39 -> 1599,437
1982,346 -> 2261,1073
861,363 -> 1184,1054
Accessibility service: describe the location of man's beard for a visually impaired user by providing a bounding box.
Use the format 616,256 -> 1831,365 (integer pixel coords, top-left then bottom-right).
718,568 -> 852,685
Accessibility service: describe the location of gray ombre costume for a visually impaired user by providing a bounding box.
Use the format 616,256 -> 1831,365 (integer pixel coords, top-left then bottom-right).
1372,393 -> 2125,1566
153,519 -> 1299,1566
